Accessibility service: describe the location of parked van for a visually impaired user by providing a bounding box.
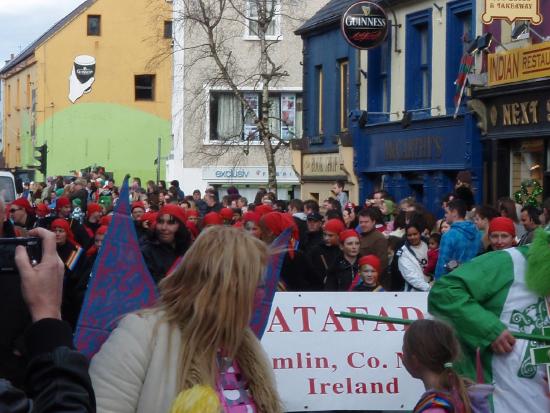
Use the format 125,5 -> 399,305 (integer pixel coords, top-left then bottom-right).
0,171 -> 17,203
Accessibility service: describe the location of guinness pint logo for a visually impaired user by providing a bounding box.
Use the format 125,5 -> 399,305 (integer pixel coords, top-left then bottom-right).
341,1 -> 389,50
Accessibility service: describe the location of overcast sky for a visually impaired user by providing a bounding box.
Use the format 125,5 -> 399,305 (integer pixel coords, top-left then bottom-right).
0,0 -> 85,67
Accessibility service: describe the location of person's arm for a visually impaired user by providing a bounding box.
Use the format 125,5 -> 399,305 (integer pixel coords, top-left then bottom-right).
89,314 -> 153,413
398,251 -> 430,291
428,251 -> 515,351
434,232 -> 452,279
15,228 -> 95,412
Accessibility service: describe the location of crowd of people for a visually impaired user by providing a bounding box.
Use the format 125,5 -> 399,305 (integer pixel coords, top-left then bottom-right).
1,166 -> 549,412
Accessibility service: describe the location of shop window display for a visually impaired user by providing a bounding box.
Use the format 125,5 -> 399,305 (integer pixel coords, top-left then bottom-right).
511,140 -> 544,206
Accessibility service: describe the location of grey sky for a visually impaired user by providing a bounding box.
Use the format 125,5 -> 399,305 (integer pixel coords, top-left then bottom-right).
0,0 -> 85,68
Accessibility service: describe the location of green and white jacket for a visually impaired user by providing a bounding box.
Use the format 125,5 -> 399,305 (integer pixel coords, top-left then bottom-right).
429,246 -> 550,412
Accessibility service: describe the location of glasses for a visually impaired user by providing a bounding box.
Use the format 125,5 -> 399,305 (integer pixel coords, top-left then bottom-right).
9,208 -> 22,213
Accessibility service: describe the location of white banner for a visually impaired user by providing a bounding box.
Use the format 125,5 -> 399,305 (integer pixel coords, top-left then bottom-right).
260,292 -> 428,411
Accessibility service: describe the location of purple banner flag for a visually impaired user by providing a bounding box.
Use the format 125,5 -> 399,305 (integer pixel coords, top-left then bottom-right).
75,176 -> 158,358
250,227 -> 292,339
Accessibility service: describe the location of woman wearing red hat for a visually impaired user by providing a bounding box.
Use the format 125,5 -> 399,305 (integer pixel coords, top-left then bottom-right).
50,218 -> 86,329
84,202 -> 103,239
242,211 -> 261,238
141,204 -> 192,283
488,217 -> 516,251
325,229 -> 361,291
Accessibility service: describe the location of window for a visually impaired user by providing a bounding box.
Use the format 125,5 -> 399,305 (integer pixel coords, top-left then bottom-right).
405,9 -> 432,117
87,15 -> 101,36
316,66 -> 323,135
16,78 -> 20,110
511,20 -> 530,41
164,20 -> 173,39
511,140 -> 544,199
368,29 -> 392,122
6,84 -> 10,115
245,0 -> 281,39
446,0 -> 473,114
26,74 -> 31,108
339,60 -> 349,131
209,91 -> 302,142
134,75 -> 155,101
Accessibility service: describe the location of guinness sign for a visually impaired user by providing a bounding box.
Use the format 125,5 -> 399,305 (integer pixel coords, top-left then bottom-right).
341,1 -> 389,50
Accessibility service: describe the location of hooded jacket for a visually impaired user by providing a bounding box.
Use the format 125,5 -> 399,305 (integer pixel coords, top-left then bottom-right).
435,220 -> 482,279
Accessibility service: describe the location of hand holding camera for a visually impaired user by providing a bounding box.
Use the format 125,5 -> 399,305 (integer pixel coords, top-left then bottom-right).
15,228 -> 64,322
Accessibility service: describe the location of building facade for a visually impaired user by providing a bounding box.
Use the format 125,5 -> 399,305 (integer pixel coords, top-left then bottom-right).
167,0 -> 328,201
0,0 -> 173,182
471,7 -> 550,206
295,0 -> 485,215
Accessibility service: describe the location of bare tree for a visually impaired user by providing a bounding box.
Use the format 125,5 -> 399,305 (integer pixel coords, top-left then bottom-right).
171,0 -> 305,194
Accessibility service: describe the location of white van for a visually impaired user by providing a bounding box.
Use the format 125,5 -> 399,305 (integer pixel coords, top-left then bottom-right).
0,171 -> 17,203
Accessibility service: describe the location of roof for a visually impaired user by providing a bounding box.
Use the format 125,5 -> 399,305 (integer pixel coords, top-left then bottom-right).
295,0 -> 356,36
295,0 -> 416,36
1,0 -> 97,75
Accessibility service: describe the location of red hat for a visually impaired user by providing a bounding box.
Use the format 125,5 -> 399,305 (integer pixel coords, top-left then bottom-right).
324,219 -> 346,235
158,204 -> 187,225
186,209 -> 199,218
51,218 -> 77,246
11,198 -> 34,215
35,203 -> 50,218
56,196 -> 71,211
344,202 -> 356,210
358,255 -> 381,274
96,225 -> 109,236
203,212 -> 224,226
220,207 -> 234,221
140,211 -> 158,229
255,204 -> 273,216
242,211 -> 261,224
131,201 -> 145,211
339,229 -> 360,243
488,217 -> 516,237
99,215 -> 112,227
260,212 -> 299,240
86,203 -> 103,217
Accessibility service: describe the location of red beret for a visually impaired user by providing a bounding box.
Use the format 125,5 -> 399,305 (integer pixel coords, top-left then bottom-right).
242,212 -> 261,224
358,255 -> 381,273
186,209 -> 199,218
324,219 -> 346,235
140,212 -> 158,229
255,204 -> 273,216
96,225 -> 109,236
489,217 -> 516,237
56,196 -> 71,210
86,203 -> 103,217
11,198 -> 34,215
339,229 -> 360,243
185,221 -> 199,238
261,212 -> 299,240
158,204 -> 187,225
220,207 -> 234,221
35,203 -> 49,218
131,201 -> 145,211
203,212 -> 224,226
51,218 -> 77,246
99,215 -> 112,226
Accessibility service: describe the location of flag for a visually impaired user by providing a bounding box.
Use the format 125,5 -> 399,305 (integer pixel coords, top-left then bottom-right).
250,227 -> 292,339
454,53 -> 475,107
75,175 -> 158,359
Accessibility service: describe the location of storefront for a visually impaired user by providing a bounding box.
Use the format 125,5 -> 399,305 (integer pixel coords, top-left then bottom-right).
352,114 -> 482,216
472,81 -> 550,206
201,166 -> 300,201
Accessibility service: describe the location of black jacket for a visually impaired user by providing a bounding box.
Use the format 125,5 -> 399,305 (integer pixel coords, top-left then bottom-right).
325,254 -> 359,292
57,243 -> 88,331
305,243 -> 341,291
0,318 -> 95,413
141,240 -> 181,283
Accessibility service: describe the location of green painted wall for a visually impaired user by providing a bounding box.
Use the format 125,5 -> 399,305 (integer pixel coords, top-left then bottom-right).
35,103 -> 170,183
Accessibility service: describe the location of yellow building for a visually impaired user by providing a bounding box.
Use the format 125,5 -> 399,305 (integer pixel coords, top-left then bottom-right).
0,0 -> 173,181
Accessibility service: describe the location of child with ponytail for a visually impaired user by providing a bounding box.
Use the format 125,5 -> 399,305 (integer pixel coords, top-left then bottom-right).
403,319 -> 472,413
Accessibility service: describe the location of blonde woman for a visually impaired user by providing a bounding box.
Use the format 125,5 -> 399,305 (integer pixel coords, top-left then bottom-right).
90,226 -> 282,413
